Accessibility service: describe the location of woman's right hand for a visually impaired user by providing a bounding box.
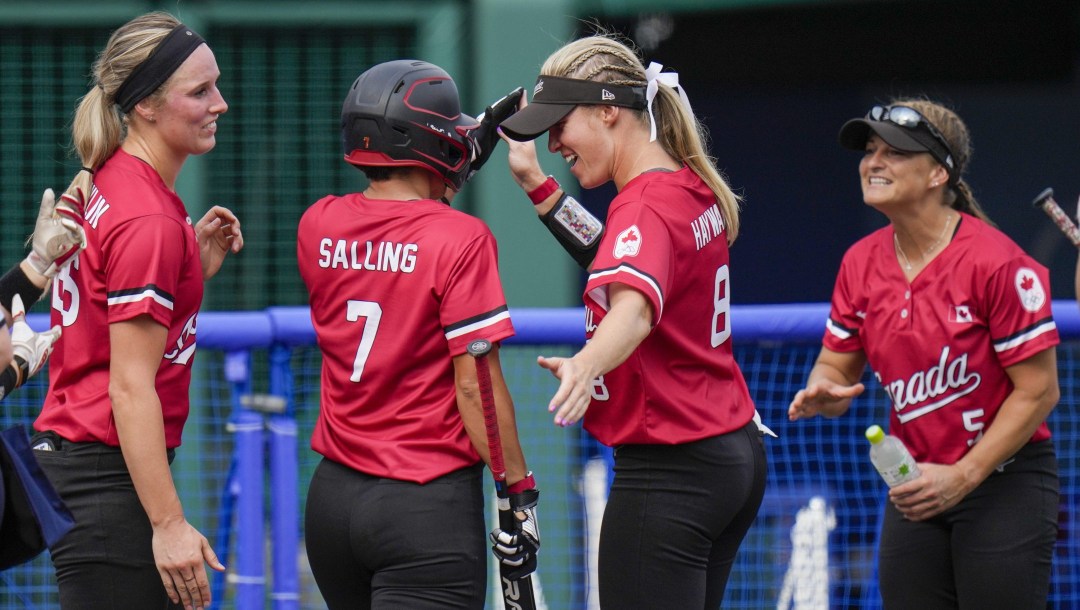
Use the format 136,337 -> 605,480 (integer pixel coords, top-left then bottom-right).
538,354 -> 603,427
788,378 -> 865,421
153,517 -> 225,610
498,96 -> 548,193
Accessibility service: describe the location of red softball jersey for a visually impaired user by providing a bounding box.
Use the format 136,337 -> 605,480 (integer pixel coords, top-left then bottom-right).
37,149 -> 204,448
824,214 -> 1058,464
582,167 -> 756,446
297,193 -> 514,484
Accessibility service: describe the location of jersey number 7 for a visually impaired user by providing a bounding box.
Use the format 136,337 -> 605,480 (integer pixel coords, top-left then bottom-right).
346,299 -> 383,382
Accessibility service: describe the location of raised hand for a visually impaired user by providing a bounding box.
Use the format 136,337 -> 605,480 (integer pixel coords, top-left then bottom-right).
462,86 -> 524,184
195,206 -> 244,279
8,294 -> 62,386
25,188 -> 87,278
788,378 -> 865,421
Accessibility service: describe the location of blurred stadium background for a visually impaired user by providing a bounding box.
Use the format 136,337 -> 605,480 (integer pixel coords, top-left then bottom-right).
1,1 -> 1078,608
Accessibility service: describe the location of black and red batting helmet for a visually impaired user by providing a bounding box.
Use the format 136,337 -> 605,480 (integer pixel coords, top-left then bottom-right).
341,59 -> 478,190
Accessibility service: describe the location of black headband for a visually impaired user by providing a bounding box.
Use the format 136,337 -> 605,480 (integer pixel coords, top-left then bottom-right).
531,76 -> 646,109
115,24 -> 205,113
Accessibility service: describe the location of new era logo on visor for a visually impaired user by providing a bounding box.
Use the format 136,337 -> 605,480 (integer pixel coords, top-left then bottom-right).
601,89 -> 615,101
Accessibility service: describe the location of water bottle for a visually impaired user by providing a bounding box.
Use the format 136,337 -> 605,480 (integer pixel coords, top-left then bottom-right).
865,425 -> 921,487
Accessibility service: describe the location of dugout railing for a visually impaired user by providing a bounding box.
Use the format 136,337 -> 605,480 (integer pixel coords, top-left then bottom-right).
1,303 -> 1077,610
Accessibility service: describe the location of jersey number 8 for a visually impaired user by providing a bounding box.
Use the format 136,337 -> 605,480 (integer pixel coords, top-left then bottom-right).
711,264 -> 731,347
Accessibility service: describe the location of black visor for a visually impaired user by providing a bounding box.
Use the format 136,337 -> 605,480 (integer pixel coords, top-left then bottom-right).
500,76 -> 647,141
838,105 -> 957,182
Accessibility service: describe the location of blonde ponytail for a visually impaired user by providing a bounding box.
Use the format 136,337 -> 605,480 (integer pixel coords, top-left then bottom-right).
64,12 -> 180,198
543,35 -> 743,244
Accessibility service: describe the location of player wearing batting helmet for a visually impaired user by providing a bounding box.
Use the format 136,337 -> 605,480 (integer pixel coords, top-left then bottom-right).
298,59 -> 539,610
790,99 -> 1060,609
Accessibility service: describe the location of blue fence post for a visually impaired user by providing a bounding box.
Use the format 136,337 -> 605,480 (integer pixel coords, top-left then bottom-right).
228,349 -> 266,610
268,343 -> 300,609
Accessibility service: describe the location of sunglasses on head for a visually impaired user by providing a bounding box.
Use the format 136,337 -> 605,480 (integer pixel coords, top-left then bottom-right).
867,105 -> 955,173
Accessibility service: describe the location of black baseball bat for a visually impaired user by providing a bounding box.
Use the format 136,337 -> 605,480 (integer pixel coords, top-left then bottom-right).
466,338 -> 537,610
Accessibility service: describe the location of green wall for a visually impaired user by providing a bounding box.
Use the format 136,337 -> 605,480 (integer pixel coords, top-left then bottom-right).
0,0 -> 582,309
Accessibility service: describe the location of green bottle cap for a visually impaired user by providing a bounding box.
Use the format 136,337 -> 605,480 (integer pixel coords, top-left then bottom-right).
865,425 -> 885,444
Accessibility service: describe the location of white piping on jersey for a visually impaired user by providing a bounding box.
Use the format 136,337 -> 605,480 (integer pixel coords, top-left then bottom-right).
444,310 -> 511,341
993,319 -> 1057,353
894,381 -> 979,423
825,318 -> 852,341
587,264 -> 664,316
107,289 -> 174,310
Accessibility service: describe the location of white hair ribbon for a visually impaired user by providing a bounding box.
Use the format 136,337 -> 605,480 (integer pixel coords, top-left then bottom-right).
645,62 -> 694,142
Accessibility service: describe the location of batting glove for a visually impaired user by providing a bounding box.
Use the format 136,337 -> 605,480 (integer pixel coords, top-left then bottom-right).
490,475 -> 540,580
25,188 -> 87,278
9,294 -> 61,386
462,87 -> 524,183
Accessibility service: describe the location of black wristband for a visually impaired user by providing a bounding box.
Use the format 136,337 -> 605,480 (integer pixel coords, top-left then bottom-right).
0,264 -> 45,315
0,359 -> 25,400
509,488 -> 540,511
539,194 -> 603,269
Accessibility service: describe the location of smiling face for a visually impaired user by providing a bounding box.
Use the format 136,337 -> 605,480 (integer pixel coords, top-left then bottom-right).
859,135 -> 947,209
546,106 -> 614,189
152,44 -> 228,157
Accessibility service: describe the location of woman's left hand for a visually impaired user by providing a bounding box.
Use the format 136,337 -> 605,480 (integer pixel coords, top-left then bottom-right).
888,462 -> 975,521
195,206 -> 244,279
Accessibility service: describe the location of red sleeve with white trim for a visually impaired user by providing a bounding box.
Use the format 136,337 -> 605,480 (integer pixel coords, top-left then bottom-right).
584,204 -> 671,325
440,232 -> 514,356
823,251 -> 866,353
102,215 -> 187,328
985,257 -> 1059,368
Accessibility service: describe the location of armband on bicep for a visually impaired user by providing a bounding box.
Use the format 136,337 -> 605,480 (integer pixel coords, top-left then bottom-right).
539,194 -> 604,269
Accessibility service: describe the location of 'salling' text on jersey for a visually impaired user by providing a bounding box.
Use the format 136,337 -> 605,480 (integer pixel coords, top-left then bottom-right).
318,239 -> 418,273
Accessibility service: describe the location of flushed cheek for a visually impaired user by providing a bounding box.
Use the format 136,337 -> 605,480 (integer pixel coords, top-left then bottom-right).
575,163 -> 607,189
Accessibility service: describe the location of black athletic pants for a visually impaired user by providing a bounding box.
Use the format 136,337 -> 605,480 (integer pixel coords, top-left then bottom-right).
32,431 -> 180,609
304,458 -> 487,610
599,420 -> 768,609
878,440 -> 1059,610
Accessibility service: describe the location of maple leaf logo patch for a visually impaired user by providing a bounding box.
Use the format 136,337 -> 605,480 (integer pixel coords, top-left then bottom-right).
1014,267 -> 1046,313
949,305 -> 974,324
613,225 -> 642,258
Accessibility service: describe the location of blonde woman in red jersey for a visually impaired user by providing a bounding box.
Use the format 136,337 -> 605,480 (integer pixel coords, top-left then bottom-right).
31,12 -> 242,609
789,99 -> 1060,609
500,34 -> 769,609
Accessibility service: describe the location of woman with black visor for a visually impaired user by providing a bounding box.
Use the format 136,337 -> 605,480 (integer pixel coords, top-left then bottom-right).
789,98 -> 1060,609
498,34 -> 770,609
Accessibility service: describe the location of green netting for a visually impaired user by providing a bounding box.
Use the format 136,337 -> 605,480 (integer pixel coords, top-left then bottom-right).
0,27 -> 112,266
0,24 -> 416,311
201,25 -> 417,310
